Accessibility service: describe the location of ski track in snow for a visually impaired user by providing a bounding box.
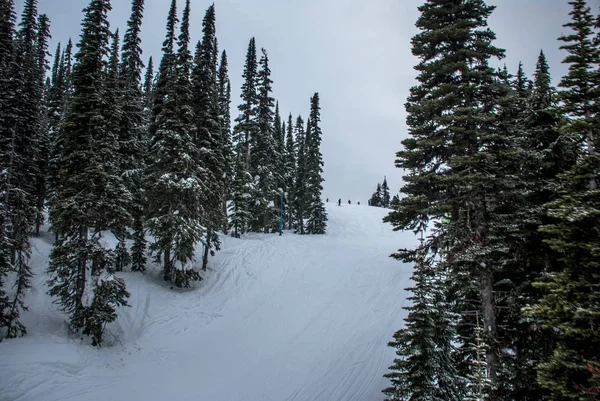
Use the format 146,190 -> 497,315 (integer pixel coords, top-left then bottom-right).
0,204 -> 416,401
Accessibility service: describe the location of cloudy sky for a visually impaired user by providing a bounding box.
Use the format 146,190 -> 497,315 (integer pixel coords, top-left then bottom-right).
16,0 -> 577,204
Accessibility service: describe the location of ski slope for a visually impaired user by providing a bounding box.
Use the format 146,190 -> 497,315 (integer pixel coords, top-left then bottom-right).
0,203 -> 417,401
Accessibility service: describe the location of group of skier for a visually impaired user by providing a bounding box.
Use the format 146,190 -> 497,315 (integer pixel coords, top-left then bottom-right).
326,198 -> 359,206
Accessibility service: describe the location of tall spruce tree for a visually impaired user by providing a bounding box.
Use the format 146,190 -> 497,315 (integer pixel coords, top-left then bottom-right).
284,113 -> 296,230
47,0 -> 131,346
217,49 -> 232,233
119,0 -> 146,272
229,38 -> 258,236
383,240 -> 462,401
384,0 -> 511,395
0,0 -> 18,336
250,48 -> 278,233
305,93 -> 327,234
530,1 -> 600,399
381,176 -> 391,208
146,0 -> 203,287
192,4 -> 224,271
292,115 -> 308,234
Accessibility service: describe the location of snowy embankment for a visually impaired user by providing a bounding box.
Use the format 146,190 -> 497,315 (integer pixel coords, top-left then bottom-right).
0,203 -> 416,401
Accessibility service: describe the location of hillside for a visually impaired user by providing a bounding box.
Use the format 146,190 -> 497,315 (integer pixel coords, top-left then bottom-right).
0,203 -> 416,401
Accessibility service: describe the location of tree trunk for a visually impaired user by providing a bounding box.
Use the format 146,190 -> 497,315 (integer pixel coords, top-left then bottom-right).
480,263 -> 499,388
202,233 -> 210,272
163,247 -> 171,282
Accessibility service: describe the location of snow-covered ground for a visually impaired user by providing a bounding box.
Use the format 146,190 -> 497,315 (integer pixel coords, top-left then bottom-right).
0,203 -> 416,401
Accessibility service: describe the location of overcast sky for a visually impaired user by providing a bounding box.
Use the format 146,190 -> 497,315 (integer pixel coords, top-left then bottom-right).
16,0 -> 578,204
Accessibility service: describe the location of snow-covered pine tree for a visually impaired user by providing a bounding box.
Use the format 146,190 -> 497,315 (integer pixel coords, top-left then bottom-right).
530,1 -> 600,398
284,113 -> 296,230
272,102 -> 285,232
370,183 -> 382,207
0,0 -> 18,336
292,115 -> 308,234
305,93 -> 327,234
192,4 -> 225,271
229,38 -> 258,237
249,48 -> 278,233
118,0 -> 146,273
233,38 -> 258,167
47,0 -> 131,346
3,0 -> 51,338
464,313 -> 492,401
32,13 -> 51,237
381,176 -> 390,208
385,0 -> 513,393
217,49 -> 232,233
145,0 -> 203,287
383,240 -> 462,401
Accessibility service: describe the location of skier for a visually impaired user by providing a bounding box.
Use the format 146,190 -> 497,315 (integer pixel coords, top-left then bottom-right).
338,198 -> 341,206
348,200 -> 351,205
357,201 -> 360,205
326,198 -> 329,203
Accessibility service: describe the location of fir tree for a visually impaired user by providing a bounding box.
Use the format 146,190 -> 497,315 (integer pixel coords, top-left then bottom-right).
284,113 -> 296,230
192,4 -> 224,271
381,176 -> 391,208
250,48 -> 278,233
530,1 -> 600,399
47,0 -> 131,346
371,183 -> 382,207
119,0 -> 146,272
305,93 -> 327,234
384,0 -> 510,393
217,49 -> 232,233
383,241 -> 462,401
146,0 -> 203,287
292,115 -> 307,234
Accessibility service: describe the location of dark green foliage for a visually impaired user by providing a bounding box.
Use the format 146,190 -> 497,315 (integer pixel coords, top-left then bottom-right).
529,1 -> 600,399
284,113 -> 296,230
249,48 -> 278,233
192,4 -> 224,270
146,0 -> 203,285
119,0 -> 146,273
304,93 -> 327,234
217,49 -> 232,233
292,115 -> 308,234
383,244 -> 462,401
47,0 -> 131,346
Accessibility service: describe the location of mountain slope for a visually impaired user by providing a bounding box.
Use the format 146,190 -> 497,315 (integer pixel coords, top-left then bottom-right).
0,203 -> 416,401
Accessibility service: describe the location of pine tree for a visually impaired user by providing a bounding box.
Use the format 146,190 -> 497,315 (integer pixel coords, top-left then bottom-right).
305,93 -> 327,234
384,0 -> 511,393
284,113 -> 296,230
232,38 -> 258,166
192,4 -> 224,271
119,0 -> 146,272
371,182 -> 382,207
47,0 -> 131,346
381,176 -> 391,208
0,0 -> 17,333
249,48 -> 278,233
217,49 -> 232,233
383,241 -> 462,401
292,115 -> 307,234
530,1 -> 600,399
273,102 -> 285,232
146,0 -> 203,287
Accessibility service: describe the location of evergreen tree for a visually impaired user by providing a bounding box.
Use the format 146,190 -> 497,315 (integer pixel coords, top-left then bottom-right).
192,4 -> 224,271
384,0 -> 511,394
119,0 -> 146,272
143,55 -> 153,108
0,0 -> 17,333
145,0 -> 203,287
383,241 -> 462,401
232,38 -> 258,166
381,176 -> 391,208
273,102 -> 285,232
305,93 -> 327,234
530,1 -> 600,398
217,49 -> 232,233
284,113 -> 296,230
370,183 -> 382,207
250,48 -> 278,233
292,115 -> 307,234
47,0 -> 131,346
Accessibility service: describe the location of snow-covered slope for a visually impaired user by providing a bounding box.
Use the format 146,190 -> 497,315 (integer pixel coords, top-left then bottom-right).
0,203 -> 416,401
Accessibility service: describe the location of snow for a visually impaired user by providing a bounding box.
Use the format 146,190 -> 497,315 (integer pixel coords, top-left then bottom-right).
0,204 -> 417,401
